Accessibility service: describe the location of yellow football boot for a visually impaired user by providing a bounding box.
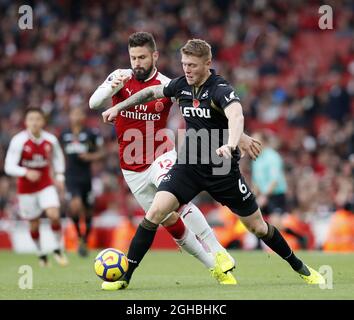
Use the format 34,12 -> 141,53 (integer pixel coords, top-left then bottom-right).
101,280 -> 129,291
215,251 -> 235,273
210,265 -> 237,285
299,265 -> 325,285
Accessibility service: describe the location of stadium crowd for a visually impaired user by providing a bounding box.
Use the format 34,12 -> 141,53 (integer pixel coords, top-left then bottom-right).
0,0 -> 353,250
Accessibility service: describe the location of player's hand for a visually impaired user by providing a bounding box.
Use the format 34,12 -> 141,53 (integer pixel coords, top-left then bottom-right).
55,179 -> 65,196
102,106 -> 119,123
78,153 -> 93,162
239,135 -> 262,160
25,170 -> 41,182
216,145 -> 234,159
111,74 -> 131,89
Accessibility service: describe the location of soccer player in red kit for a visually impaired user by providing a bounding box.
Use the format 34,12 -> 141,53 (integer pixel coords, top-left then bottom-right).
90,32 -> 262,290
5,108 -> 68,267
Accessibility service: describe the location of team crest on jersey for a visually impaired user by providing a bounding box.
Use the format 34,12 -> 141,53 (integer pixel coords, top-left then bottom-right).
155,100 -> 164,112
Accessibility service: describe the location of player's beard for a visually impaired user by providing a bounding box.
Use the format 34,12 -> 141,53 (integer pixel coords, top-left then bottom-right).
133,65 -> 154,82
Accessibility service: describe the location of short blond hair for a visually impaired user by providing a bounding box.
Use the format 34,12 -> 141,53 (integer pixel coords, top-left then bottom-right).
180,39 -> 212,60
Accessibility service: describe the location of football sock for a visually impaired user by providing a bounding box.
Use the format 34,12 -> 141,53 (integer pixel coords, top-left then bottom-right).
83,214 -> 92,243
51,221 -> 62,249
72,215 -> 81,238
30,229 -> 42,255
123,217 -> 158,282
180,202 -> 225,254
165,217 -> 214,269
260,222 -> 305,272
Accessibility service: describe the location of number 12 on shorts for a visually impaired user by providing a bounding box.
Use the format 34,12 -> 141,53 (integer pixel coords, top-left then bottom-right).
158,159 -> 173,170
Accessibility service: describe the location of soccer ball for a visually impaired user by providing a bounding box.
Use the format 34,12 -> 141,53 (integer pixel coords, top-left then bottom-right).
94,248 -> 129,282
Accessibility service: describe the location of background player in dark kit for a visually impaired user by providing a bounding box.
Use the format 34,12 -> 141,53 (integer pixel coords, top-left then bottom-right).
60,108 -> 105,256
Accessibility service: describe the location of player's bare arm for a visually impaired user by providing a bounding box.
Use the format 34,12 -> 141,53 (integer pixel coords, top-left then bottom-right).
102,84 -> 165,123
216,102 -> 244,159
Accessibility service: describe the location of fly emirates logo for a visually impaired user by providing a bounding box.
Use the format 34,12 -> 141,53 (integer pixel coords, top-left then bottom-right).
120,104 -> 161,121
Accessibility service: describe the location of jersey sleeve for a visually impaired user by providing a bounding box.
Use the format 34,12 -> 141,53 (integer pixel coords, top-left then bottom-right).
4,137 -> 27,177
51,136 -> 66,175
162,77 -> 181,98
89,69 -> 132,109
212,83 -> 241,110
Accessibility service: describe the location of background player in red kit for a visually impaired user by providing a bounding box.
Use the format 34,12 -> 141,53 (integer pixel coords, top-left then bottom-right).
4,108 -> 68,267
90,32 -> 262,290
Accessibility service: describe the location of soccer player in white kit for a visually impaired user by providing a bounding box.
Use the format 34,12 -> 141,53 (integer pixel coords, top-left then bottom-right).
4,108 -> 68,267
90,32 -> 262,290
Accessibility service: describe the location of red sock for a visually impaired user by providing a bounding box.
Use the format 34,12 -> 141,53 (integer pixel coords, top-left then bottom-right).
30,230 -> 39,240
51,222 -> 61,232
164,217 -> 186,240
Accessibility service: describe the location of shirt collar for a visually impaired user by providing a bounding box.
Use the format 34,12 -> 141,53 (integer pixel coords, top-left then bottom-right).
27,130 -> 44,144
144,67 -> 158,82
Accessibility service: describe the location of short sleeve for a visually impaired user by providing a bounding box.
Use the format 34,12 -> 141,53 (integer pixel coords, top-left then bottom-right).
162,77 -> 180,98
213,83 -> 240,109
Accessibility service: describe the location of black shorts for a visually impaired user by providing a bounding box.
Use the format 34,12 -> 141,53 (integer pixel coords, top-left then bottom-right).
65,179 -> 93,209
158,164 -> 259,217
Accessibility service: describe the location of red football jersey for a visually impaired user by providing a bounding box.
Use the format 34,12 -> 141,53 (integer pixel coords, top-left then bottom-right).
4,130 -> 65,194
112,69 -> 174,172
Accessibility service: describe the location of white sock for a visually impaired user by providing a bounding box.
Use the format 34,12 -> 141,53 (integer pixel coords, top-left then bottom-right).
175,228 -> 214,269
180,203 -> 225,255
51,222 -> 62,251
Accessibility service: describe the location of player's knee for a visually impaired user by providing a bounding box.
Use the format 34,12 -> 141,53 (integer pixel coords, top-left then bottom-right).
246,222 -> 268,238
161,212 -> 179,227
45,207 -> 60,220
29,219 -> 40,231
69,197 -> 83,214
146,206 -> 169,224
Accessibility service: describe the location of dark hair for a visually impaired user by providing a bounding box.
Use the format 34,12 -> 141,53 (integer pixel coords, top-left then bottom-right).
24,107 -> 45,118
128,32 -> 157,52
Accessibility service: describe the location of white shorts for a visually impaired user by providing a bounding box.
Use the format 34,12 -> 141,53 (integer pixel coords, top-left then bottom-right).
122,149 -> 177,212
18,185 -> 60,220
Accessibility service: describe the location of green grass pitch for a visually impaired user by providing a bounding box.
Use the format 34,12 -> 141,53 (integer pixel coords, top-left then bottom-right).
0,250 -> 353,300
